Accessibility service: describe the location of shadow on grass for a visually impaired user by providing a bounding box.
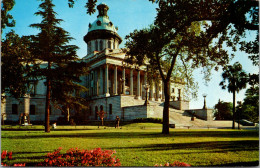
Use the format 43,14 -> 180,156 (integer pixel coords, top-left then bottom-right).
2,130 -> 258,139
212,161 -> 259,167
106,140 -> 259,153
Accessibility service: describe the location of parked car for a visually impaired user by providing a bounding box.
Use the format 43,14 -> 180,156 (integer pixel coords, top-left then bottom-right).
238,119 -> 255,126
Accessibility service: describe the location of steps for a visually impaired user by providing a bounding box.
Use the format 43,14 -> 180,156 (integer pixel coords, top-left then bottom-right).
122,97 -> 234,128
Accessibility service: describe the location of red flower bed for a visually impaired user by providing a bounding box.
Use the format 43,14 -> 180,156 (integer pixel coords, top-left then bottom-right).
155,161 -> 191,167
38,147 -> 121,167
1,150 -> 26,167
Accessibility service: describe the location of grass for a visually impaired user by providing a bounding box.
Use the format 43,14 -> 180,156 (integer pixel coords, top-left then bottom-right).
1,123 -> 259,166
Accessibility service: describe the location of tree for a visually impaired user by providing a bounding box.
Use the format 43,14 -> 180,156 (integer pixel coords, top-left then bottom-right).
1,0 -> 15,32
1,31 -> 34,100
240,86 -> 259,123
214,99 -> 233,120
96,110 -> 107,126
125,0 -> 258,134
30,0 -> 88,132
219,62 -> 248,129
1,0 -> 36,101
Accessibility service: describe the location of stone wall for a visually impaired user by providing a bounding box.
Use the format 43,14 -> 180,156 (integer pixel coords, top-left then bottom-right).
123,105 -> 147,120
170,100 -> 189,110
4,96 -> 62,123
185,109 -> 213,121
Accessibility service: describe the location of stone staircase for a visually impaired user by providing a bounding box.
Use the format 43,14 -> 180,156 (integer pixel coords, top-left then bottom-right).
123,97 -> 234,128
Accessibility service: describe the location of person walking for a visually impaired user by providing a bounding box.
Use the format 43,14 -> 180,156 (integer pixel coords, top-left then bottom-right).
115,116 -> 120,128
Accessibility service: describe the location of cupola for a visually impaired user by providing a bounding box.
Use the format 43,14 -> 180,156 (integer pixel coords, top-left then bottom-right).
84,3 -> 122,55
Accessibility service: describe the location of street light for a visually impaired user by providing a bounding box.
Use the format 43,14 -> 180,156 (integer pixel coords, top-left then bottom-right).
143,83 -> 150,105
203,94 -> 207,109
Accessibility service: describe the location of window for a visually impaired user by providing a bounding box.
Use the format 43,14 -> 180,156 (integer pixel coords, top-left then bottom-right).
99,40 -> 103,51
108,41 -> 111,49
30,105 -> 36,115
89,107 -> 92,115
12,104 -> 18,114
96,20 -> 101,26
109,104 -> 112,114
29,82 -> 37,95
95,106 -> 98,120
95,40 -> 98,51
178,89 -> 181,100
100,105 -> 103,111
88,41 -> 92,53
172,88 -> 175,93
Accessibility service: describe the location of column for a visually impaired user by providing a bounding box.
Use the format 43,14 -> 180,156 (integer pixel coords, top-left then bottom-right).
144,72 -> 147,85
122,67 -> 126,94
99,67 -> 103,95
168,83 -> 171,101
104,64 -> 110,97
162,80 -> 165,101
130,69 -> 133,95
24,94 -> 30,115
149,79 -> 155,101
90,71 -> 93,96
135,70 -> 141,99
144,72 -> 147,100
114,65 -> 118,95
155,79 -> 161,101
96,69 -> 99,96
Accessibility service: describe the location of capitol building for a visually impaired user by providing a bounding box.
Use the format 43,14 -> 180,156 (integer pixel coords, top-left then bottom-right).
2,3 -> 194,124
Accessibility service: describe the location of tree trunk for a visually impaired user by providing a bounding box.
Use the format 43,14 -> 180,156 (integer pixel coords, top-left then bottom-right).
232,91 -> 236,129
101,118 -> 104,126
162,80 -> 170,134
45,76 -> 51,133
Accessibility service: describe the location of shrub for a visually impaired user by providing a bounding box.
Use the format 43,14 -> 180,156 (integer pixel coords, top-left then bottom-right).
1,150 -> 26,167
155,161 -> 191,167
38,147 -> 121,167
133,117 -> 162,123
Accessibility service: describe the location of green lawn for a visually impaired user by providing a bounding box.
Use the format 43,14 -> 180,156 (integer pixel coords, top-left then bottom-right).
1,123 -> 259,166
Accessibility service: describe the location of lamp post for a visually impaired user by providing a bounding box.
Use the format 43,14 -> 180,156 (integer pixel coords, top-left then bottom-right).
143,83 -> 150,105
203,94 -> 207,109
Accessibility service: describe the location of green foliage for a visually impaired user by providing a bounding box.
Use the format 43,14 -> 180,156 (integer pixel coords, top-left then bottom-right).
219,62 -> 248,93
214,100 -> 233,120
30,0 -> 88,114
1,31 -> 35,99
1,0 -> 15,32
67,0 -> 97,15
240,86 -> 259,123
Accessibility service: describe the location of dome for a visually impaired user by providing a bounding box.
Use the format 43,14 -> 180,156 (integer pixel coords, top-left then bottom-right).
88,16 -> 118,33
84,3 -> 122,44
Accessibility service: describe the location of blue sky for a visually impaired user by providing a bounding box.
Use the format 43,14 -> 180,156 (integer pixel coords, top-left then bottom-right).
2,0 -> 258,109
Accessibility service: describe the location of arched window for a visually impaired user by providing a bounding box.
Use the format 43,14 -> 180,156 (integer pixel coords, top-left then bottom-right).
12,104 -> 18,114
99,40 -> 103,51
30,105 -> 36,115
95,106 -> 98,120
88,41 -> 92,53
95,40 -> 98,51
109,104 -> 112,114
100,105 -> 103,111
108,41 -> 111,49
